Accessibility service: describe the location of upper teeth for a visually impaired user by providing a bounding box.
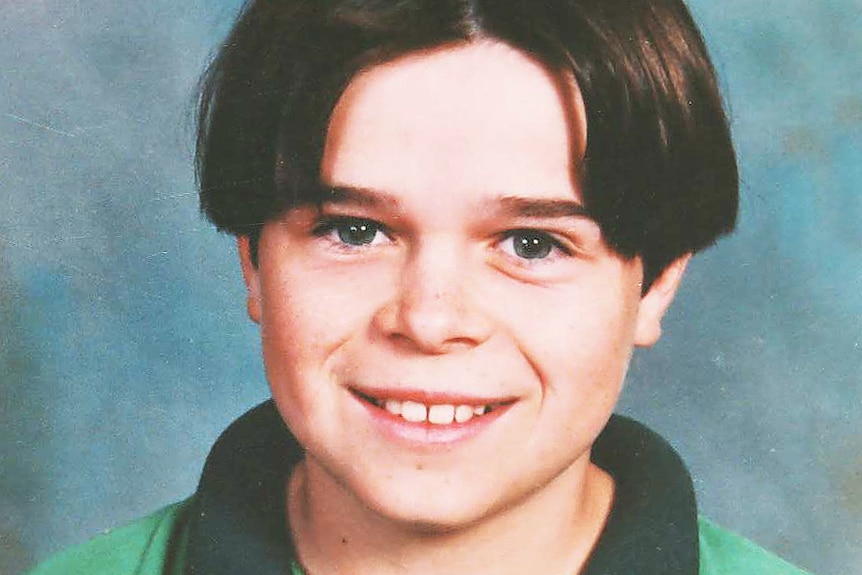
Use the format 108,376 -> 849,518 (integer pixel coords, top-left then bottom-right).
381,399 -> 488,425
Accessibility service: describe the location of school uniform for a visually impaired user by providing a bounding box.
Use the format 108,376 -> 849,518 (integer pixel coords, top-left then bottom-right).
28,401 -> 810,575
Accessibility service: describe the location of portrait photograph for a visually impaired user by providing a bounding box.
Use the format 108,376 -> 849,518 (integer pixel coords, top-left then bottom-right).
0,1 -> 859,574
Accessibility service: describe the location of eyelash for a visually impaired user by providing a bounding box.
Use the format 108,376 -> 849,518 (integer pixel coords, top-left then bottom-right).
311,216 -> 390,248
498,229 -> 572,262
311,215 -> 573,262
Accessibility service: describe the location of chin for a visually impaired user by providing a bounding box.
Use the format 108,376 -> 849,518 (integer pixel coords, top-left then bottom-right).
360,482 -> 509,535
377,506 -> 489,536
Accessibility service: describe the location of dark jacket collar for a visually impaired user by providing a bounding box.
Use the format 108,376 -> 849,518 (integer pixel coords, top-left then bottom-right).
185,401 -> 699,574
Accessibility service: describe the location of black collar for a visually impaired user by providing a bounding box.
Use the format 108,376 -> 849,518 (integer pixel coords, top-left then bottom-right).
184,401 -> 699,574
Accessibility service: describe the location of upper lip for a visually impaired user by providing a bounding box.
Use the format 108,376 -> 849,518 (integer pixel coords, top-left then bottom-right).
349,385 -> 516,406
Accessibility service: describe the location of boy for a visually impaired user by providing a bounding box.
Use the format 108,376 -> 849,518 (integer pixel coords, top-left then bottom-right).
31,0 -> 809,573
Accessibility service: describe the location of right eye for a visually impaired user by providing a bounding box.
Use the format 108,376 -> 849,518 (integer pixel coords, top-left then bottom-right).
314,217 -> 387,247
501,229 -> 559,260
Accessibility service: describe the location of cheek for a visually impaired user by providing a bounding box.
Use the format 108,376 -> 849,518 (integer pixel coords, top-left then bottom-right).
499,274 -> 639,397
257,260 -> 392,383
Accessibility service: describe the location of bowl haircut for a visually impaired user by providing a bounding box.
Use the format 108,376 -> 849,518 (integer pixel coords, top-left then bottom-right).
196,0 -> 738,290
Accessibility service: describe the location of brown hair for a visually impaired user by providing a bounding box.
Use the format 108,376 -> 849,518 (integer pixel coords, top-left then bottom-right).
197,0 -> 738,288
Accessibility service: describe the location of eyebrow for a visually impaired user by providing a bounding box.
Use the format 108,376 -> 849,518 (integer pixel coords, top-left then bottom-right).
321,186 -> 593,221
323,186 -> 401,210
490,195 -> 593,220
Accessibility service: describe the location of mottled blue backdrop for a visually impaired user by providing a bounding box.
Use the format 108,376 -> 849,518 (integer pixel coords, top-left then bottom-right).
1,2 -> 859,574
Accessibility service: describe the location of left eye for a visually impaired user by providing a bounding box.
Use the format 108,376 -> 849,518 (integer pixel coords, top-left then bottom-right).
502,230 -> 561,260
314,217 -> 385,246
337,219 -> 380,245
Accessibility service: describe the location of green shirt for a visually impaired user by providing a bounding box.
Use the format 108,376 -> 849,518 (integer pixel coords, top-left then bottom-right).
27,403 -> 812,575
27,502 -> 809,575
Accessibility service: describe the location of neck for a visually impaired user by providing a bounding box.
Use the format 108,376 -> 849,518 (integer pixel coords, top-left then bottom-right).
287,456 -> 614,575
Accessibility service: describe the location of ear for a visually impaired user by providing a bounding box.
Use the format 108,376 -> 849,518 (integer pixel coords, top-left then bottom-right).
634,254 -> 691,347
237,236 -> 261,324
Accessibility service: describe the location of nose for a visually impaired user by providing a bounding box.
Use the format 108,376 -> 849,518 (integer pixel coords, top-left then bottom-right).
373,241 -> 492,354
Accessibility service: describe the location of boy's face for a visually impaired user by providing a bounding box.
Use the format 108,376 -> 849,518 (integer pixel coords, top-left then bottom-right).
240,41 -> 684,529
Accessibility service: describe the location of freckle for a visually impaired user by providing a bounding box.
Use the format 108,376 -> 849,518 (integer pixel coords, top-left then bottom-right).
415,463 -> 424,471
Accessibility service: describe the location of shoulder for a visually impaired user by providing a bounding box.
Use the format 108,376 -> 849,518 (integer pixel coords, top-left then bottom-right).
698,516 -> 812,575
26,500 -> 191,575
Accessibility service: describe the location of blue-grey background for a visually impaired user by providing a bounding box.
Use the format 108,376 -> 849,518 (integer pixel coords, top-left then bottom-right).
1,1 -> 859,573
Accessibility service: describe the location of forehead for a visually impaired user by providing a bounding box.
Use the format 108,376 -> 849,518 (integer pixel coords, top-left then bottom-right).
321,41 -> 587,202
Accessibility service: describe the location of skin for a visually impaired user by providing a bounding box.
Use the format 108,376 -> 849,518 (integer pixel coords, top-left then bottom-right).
239,40 -> 689,575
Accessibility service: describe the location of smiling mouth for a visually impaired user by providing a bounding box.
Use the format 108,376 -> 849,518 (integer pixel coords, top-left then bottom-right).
352,390 -> 506,425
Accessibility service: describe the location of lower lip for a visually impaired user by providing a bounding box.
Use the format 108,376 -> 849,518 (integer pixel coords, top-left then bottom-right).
354,395 -> 511,447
